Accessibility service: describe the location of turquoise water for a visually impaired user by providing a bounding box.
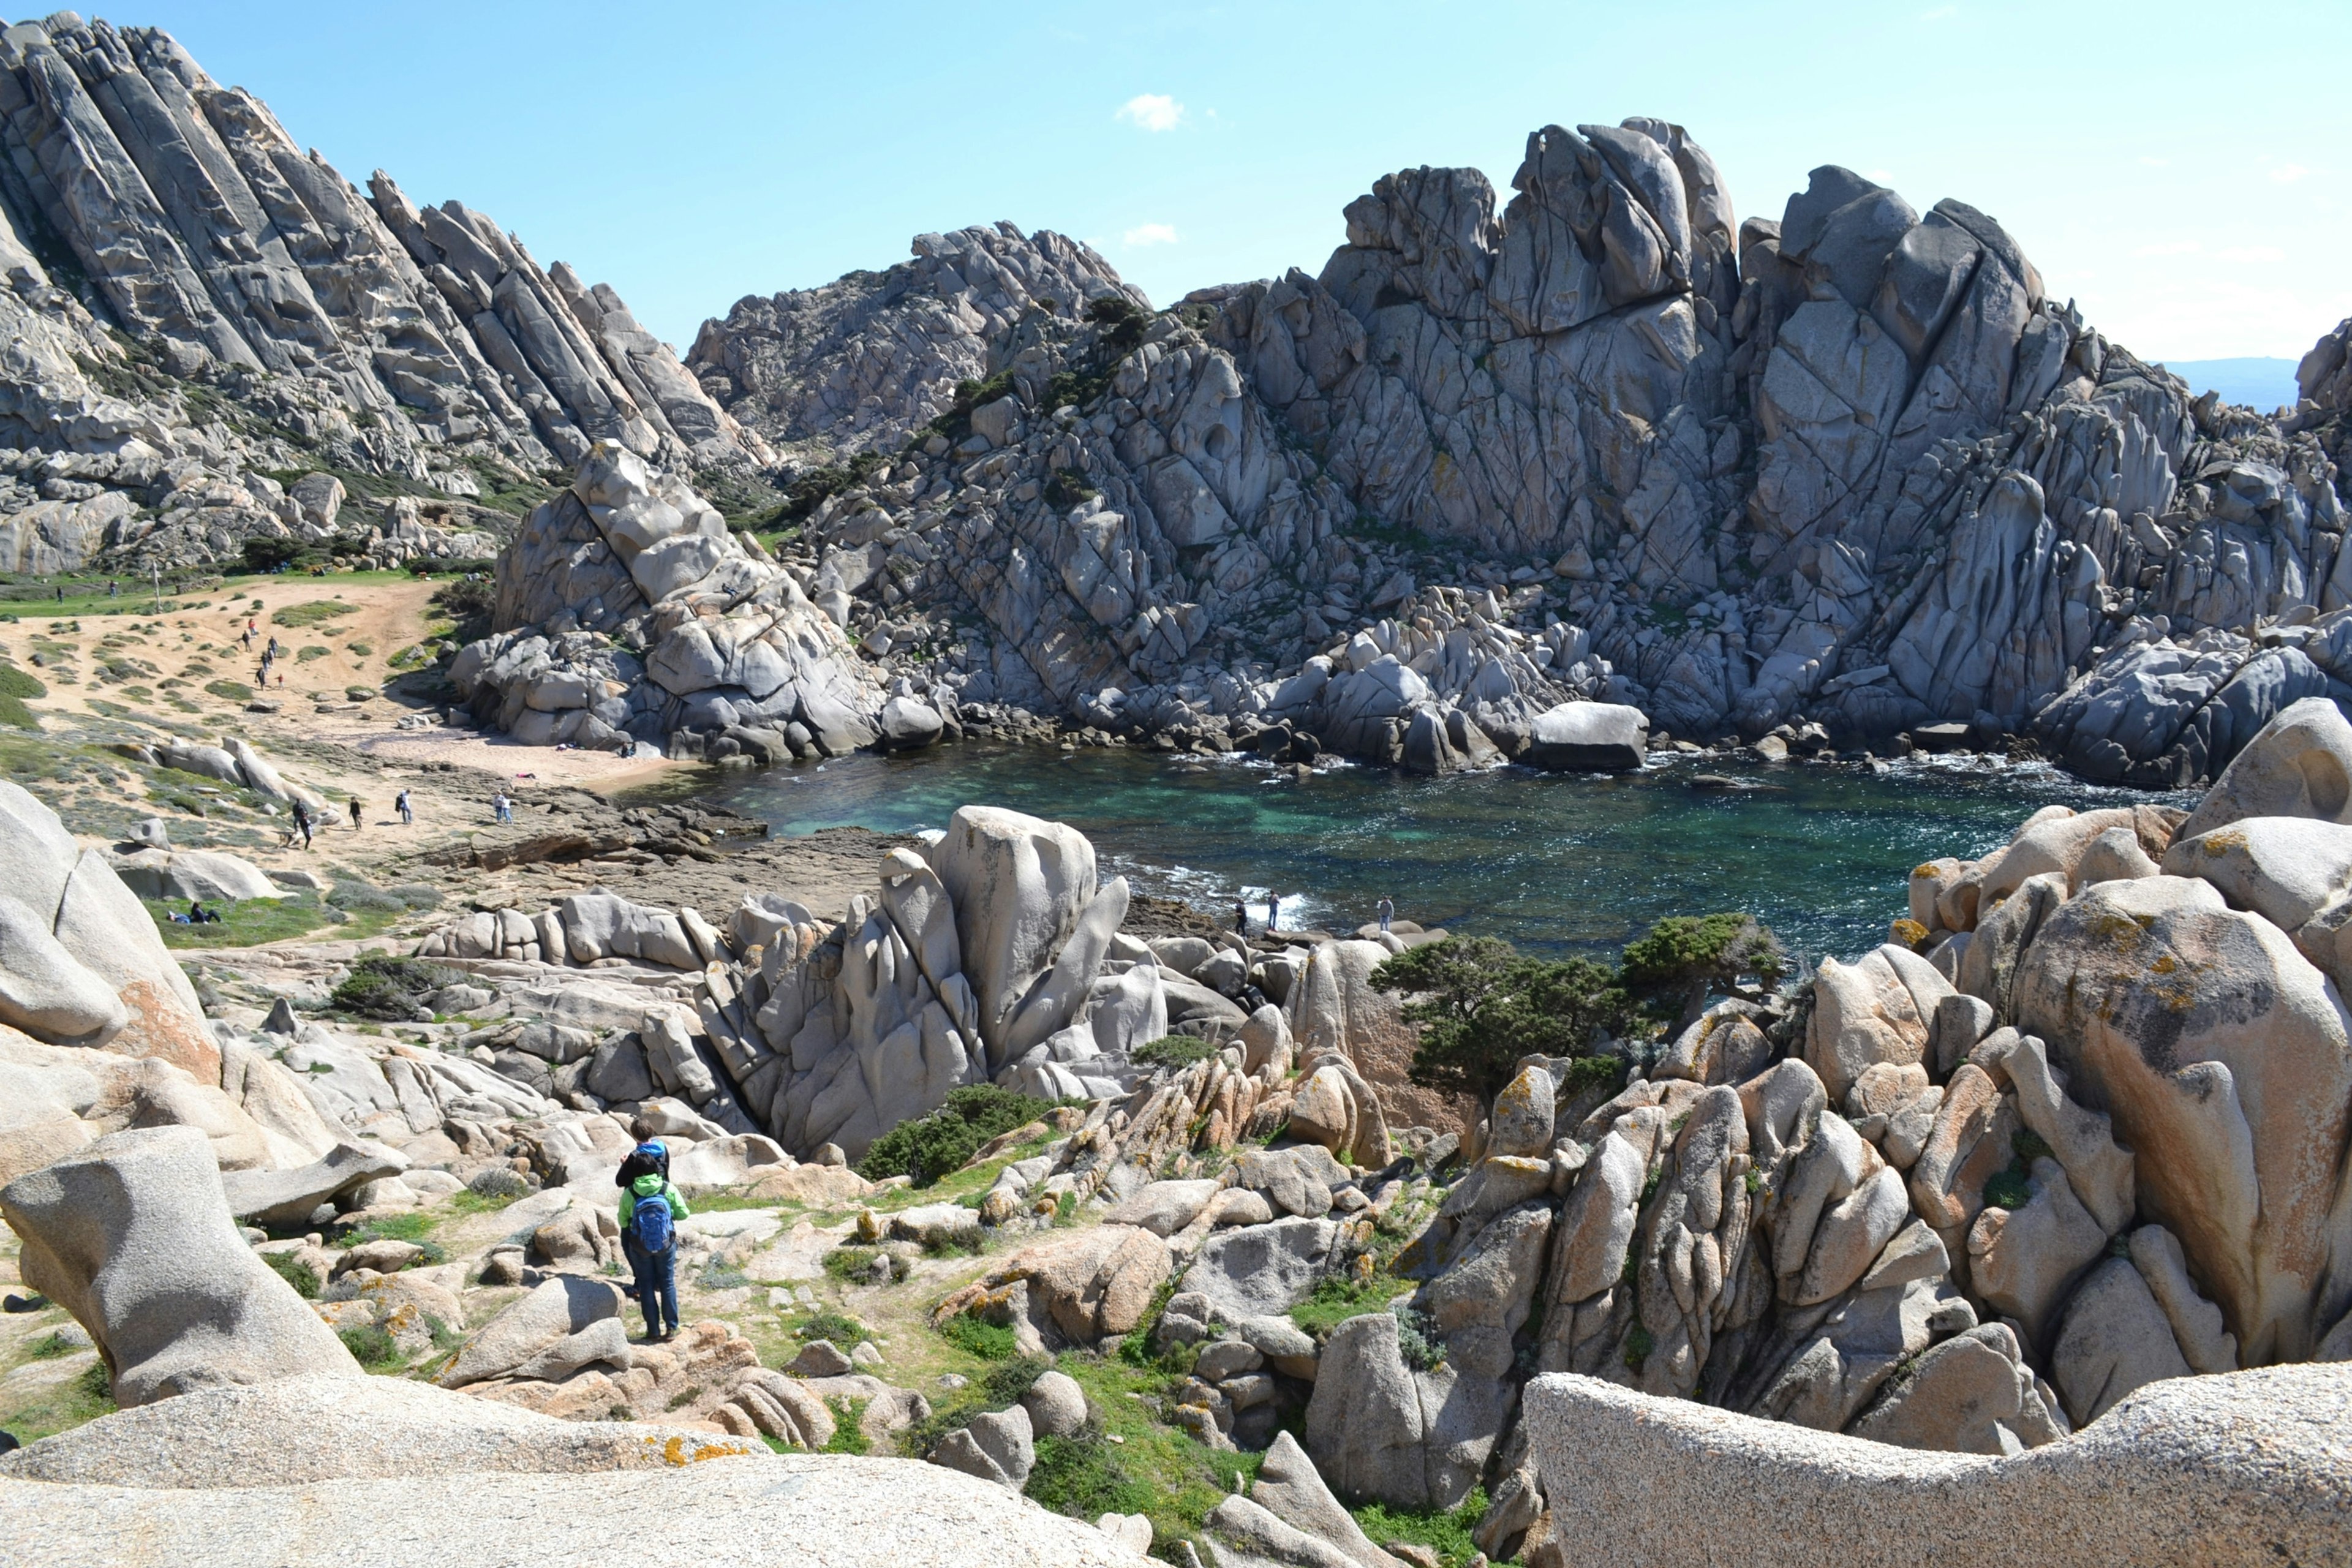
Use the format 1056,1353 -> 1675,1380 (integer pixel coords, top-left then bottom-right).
680,746 -> 2183,965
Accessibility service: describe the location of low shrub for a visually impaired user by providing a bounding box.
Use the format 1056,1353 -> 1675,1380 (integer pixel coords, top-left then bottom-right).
1351,1487 -> 1490,1568
856,1085 -> 1065,1186
330,954 -> 462,1020
1026,1431 -> 1150,1519
939,1314 -> 1018,1360
263,1251 -> 321,1298
824,1398 -> 872,1454
796,1308 -> 867,1346
1134,1035 -> 1215,1071
338,1322 -> 402,1371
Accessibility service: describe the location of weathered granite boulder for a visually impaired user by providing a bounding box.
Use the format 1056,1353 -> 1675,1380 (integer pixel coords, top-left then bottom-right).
0,1126 -> 360,1406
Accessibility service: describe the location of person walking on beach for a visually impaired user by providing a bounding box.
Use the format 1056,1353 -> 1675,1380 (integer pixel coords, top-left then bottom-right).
347,797 -> 364,832
1377,895 -> 1395,934
291,799 -> 313,850
395,788 -> 412,826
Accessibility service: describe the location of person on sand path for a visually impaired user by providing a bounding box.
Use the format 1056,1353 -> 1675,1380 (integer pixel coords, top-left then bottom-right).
614,1117 -> 669,1189
291,799 -> 313,851
347,797 -> 364,832
618,1161 -> 688,1344
395,788 -> 412,826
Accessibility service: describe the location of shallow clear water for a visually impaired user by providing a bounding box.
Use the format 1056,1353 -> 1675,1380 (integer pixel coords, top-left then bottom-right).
666,746 -> 2186,965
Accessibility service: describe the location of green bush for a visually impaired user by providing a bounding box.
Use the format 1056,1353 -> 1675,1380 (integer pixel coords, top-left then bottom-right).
822,1245 -> 888,1284
339,1322 -> 402,1371
0,692 -> 35,730
0,664 -> 45,699
1289,1273 -> 1404,1339
1983,1167 -> 2032,1211
1618,913 -> 1787,1025
1027,1432 -> 1150,1519
940,1314 -> 1018,1360
328,879 -> 405,913
1134,1035 -> 1215,1070
330,954 -> 462,1021
263,1250 -> 321,1298
241,537 -> 307,573
203,679 -> 253,702
856,1085 -> 1062,1186
796,1308 -> 867,1346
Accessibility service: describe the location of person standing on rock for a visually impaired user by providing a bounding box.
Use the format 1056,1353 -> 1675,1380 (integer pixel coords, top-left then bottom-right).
615,1118 -> 669,1188
395,788 -> 412,826
1377,895 -> 1395,934
1268,894 -> 1282,932
619,1160 -> 690,1344
491,790 -> 513,824
1234,898 -> 1249,935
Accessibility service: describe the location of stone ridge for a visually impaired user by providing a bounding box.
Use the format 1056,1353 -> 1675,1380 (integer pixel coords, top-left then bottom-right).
0,12 -> 767,578
679,121 -> 2352,783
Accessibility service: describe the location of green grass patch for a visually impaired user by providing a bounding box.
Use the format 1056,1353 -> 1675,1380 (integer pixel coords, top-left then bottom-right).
824,1398 -> 872,1454
1289,1273 -> 1408,1339
296,645 -> 328,662
271,600 -> 356,628
1351,1488 -> 1490,1568
146,891 -> 366,950
26,1330 -> 83,1359
822,1245 -> 886,1283
0,692 -> 36,730
0,665 -> 45,699
204,679 -> 253,702
794,1308 -> 867,1346
938,1314 -> 1019,1360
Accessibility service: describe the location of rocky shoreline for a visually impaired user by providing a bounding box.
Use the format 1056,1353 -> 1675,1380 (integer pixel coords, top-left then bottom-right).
1,695 -> 2350,1562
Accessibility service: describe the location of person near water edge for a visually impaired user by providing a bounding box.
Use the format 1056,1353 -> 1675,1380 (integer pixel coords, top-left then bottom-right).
1378,895 -> 1394,933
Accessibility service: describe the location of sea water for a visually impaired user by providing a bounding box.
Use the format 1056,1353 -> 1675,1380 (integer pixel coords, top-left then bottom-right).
675,745 -> 2185,965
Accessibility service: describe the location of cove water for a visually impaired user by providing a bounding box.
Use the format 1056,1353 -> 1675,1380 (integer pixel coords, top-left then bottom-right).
671,745 -> 2185,965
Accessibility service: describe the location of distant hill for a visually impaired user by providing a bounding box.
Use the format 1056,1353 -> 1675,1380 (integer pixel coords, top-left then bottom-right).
2158,356 -> 2301,413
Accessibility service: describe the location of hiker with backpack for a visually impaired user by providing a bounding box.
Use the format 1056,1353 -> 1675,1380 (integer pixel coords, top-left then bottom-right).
617,1130 -> 688,1343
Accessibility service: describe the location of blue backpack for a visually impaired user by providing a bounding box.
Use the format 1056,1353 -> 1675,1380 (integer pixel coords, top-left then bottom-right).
629,1182 -> 675,1254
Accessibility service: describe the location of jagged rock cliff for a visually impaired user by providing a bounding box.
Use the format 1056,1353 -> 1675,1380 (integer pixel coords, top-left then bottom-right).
673,121 -> 2352,783
0,13 -> 765,578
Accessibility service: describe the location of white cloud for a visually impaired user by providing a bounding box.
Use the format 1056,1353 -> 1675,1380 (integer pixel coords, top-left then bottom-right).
2133,240 -> 2200,257
2218,244 -> 2285,263
1864,168 -> 1895,183
1115,94 -> 1185,133
1123,223 -> 1179,248
2269,163 -> 2309,183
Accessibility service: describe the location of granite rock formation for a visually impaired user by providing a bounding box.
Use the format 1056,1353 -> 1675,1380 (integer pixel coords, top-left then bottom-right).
0,14 -> 766,578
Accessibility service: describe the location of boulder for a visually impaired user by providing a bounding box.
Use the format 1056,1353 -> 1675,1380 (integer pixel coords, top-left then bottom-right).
1106,1178 -> 1223,1237
107,848 -> 282,903
2050,1254 -> 2193,1427
1182,1216 -> 1344,1324
880,694 -> 945,750
930,1403 -> 1035,1488
1521,1363 -> 2352,1566
1524,702 -> 1649,771
0,1126 -> 360,1406
1002,1224 -> 1172,1343
2013,873 -> 2352,1363
1231,1147 -> 1348,1219
2175,695 -> 2352,842
930,805 -> 1099,1064
440,1276 -> 628,1388
1022,1368 -> 1090,1438
1305,1311 -> 1506,1509
219,1140 -> 407,1227
0,892 -> 126,1042
1845,1323 -> 2065,1453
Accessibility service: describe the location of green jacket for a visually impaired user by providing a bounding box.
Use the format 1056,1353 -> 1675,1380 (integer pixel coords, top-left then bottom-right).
619,1174 -> 689,1232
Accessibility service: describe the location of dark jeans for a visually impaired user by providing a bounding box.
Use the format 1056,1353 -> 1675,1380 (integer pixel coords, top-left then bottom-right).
623,1236 -> 677,1335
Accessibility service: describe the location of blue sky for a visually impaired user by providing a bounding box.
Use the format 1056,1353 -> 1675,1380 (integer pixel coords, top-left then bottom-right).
137,1 -> 2350,368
